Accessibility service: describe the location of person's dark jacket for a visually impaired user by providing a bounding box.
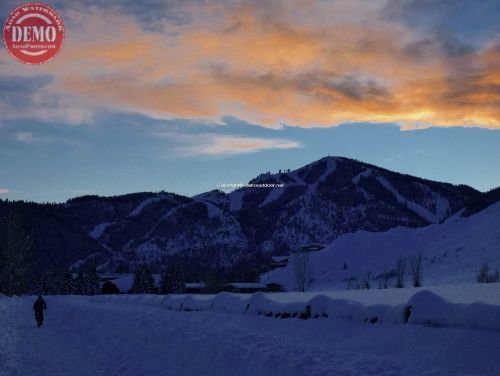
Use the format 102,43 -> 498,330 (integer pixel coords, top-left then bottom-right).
33,297 -> 47,317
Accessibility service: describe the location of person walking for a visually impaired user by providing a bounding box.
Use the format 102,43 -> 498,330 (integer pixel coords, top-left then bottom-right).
33,295 -> 47,328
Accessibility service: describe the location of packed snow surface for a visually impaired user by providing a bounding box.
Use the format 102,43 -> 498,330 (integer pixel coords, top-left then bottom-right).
375,176 -> 448,222
89,222 -> 113,239
229,190 -> 244,211
128,195 -> 168,217
204,202 -> 223,218
1,285 -> 500,376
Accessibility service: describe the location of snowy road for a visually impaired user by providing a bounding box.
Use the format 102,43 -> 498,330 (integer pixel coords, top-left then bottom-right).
1,296 -> 499,376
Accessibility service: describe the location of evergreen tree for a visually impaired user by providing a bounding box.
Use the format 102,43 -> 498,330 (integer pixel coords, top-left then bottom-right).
31,272 -> 62,295
0,208 -> 33,296
160,263 -> 186,294
229,256 -> 262,282
159,268 -> 169,294
204,267 -> 225,294
0,232 -> 4,294
32,273 -> 49,295
131,264 -> 156,294
74,270 -> 85,295
61,271 -> 75,295
55,272 -> 65,294
86,265 -> 100,295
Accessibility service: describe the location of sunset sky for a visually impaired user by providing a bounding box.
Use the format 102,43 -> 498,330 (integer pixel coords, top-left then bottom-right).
1,0 -> 500,202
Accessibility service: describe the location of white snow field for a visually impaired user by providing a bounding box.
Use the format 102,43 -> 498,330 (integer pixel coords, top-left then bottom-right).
1,287 -> 500,376
265,202 -> 500,291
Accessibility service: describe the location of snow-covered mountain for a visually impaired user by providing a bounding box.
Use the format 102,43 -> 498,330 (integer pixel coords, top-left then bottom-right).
1,156 -> 496,275
226,156 -> 476,253
266,201 -> 500,291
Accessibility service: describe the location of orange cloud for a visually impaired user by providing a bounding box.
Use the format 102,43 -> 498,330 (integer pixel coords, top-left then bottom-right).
1,0 -> 498,128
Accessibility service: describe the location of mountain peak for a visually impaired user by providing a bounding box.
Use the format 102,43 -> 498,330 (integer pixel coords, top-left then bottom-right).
3,155 -> 494,275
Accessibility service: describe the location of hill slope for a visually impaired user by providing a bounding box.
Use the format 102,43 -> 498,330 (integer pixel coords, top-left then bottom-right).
266,201 -> 500,290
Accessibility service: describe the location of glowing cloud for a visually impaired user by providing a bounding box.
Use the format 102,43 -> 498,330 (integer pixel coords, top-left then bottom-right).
172,134 -> 300,156
0,0 -> 498,128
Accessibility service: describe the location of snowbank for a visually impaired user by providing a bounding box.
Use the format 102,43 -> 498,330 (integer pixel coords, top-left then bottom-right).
408,290 -> 500,331
16,286 -> 499,333
156,289 -> 500,332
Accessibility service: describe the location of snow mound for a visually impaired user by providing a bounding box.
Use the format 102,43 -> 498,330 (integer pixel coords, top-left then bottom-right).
408,290 -> 500,331
158,289 -> 500,332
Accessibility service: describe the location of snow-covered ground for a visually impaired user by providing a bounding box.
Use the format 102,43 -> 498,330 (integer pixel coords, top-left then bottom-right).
1,287 -> 499,376
266,202 -> 500,290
